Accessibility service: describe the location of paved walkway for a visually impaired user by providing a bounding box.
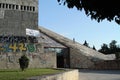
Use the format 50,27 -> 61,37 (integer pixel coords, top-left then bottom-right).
79,70 -> 120,80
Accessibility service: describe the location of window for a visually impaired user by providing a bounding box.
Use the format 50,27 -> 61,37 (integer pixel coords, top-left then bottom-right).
0,3 -> 1,8
9,4 -> 12,9
16,5 -> 18,9
6,4 -> 8,8
33,7 -> 35,11
2,3 -> 5,8
21,5 -> 23,10
30,6 -> 32,11
27,6 -> 29,11
12,5 -> 15,9
0,3 -> 36,12
24,6 -> 26,11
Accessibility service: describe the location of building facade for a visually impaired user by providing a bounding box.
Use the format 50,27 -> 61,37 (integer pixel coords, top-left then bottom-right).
0,0 -> 116,69
0,0 -> 57,69
0,0 -> 38,36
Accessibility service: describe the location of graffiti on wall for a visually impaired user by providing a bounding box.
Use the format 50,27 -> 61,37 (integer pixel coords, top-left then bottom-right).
0,36 -> 38,43
8,56 -> 15,63
39,54 -> 49,64
0,43 -> 36,52
0,54 -> 4,61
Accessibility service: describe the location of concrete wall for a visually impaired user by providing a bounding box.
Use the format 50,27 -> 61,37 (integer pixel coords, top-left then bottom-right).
27,69 -> 79,80
29,53 -> 56,68
93,60 -> 120,70
0,0 -> 38,36
70,48 -> 95,68
0,43 -> 56,69
0,10 -> 38,36
0,52 -> 56,69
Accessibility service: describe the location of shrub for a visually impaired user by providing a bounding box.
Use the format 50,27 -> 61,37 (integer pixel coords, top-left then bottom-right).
19,55 -> 29,71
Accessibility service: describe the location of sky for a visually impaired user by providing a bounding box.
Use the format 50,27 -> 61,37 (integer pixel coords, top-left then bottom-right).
39,0 -> 120,50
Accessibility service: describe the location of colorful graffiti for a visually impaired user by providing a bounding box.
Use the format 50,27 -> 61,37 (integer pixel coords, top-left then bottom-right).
0,43 -> 36,52
0,36 -> 38,43
27,44 -> 36,52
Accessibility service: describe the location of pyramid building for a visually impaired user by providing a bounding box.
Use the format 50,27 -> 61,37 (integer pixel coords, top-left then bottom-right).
38,26 -> 115,68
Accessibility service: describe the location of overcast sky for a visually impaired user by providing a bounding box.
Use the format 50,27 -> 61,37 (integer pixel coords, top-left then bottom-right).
39,0 -> 120,50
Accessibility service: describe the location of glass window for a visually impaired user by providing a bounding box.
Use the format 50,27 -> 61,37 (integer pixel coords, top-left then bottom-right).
55,48 -> 62,53
44,47 -> 65,55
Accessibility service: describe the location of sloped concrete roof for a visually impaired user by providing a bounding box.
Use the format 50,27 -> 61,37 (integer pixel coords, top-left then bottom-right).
39,26 -> 115,60
37,31 -> 66,48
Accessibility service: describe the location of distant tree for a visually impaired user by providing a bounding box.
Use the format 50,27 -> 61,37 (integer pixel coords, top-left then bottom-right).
19,55 -> 29,71
58,0 -> 120,24
98,43 -> 110,54
109,40 -> 118,53
83,40 -> 89,47
99,40 -> 120,60
92,45 -> 96,50
109,40 -> 120,59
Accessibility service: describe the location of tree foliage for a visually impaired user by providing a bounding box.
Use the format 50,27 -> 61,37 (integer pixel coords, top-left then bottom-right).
98,40 -> 120,59
98,43 -> 110,54
19,55 -> 29,71
92,45 -> 96,50
83,40 -> 89,47
109,40 -> 118,53
58,0 -> 120,24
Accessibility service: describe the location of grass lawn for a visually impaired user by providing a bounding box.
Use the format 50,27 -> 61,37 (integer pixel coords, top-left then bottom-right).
0,68 -> 63,80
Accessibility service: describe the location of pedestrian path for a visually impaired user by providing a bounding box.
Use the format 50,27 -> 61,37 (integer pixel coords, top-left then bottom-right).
79,69 -> 120,80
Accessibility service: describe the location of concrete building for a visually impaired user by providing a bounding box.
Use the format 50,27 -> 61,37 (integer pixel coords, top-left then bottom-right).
0,0 -> 38,36
0,0 -> 115,69
0,0 -> 57,69
38,26 -> 115,68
